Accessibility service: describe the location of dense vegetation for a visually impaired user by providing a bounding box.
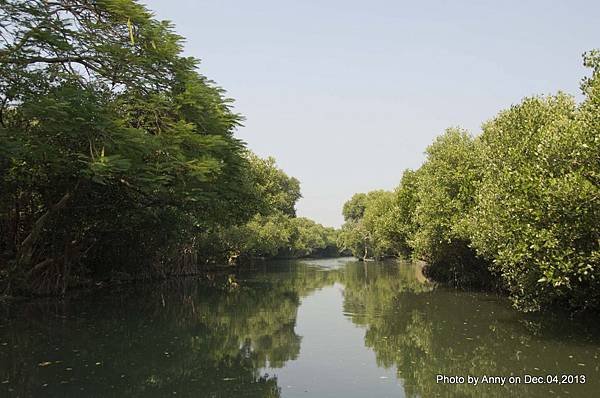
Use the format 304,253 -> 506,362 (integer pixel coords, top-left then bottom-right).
196,154 -> 339,265
0,0 -> 338,296
0,1 -> 597,315
339,52 -> 599,312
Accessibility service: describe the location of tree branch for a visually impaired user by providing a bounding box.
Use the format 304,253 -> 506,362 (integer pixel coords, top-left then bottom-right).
1,55 -> 103,73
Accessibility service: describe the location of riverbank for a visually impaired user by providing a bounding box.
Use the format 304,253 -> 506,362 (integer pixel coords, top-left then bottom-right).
0,255 -> 346,304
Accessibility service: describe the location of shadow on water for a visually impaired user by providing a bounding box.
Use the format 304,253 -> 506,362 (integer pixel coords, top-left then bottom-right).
1,258 -> 599,397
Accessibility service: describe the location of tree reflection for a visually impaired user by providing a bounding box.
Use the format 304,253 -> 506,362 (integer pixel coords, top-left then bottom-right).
1,259 -> 598,398
340,261 -> 600,398
0,262 -> 337,397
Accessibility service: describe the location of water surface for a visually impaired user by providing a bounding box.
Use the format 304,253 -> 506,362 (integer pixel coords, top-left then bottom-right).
1,258 -> 599,397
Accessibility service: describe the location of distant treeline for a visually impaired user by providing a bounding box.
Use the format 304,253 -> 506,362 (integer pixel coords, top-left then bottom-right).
196,153 -> 341,265
0,0 -> 338,296
338,52 -> 600,312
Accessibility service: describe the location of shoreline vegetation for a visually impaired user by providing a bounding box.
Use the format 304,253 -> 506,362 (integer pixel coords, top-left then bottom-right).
338,58 -> 600,313
0,1 -> 341,299
0,1 -> 598,315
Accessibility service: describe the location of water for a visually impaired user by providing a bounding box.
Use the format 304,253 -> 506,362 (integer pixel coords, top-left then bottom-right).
1,258 -> 599,397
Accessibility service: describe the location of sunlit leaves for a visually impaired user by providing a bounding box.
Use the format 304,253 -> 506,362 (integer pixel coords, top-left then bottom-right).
0,1 -> 258,294
341,52 -> 600,312
470,85 -> 600,311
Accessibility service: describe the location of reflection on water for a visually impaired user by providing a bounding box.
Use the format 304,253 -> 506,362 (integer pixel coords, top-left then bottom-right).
0,259 -> 599,397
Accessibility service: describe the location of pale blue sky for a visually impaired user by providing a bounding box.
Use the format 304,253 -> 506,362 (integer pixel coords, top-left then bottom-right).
142,0 -> 599,227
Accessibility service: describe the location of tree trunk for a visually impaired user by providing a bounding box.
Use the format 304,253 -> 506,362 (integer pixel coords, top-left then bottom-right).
18,191 -> 71,266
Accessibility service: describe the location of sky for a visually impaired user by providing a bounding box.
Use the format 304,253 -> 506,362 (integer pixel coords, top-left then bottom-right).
142,0 -> 600,227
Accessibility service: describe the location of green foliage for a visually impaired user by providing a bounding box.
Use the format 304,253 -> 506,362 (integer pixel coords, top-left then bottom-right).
342,193 -> 369,222
218,204 -> 339,262
288,217 -> 339,258
410,128 -> 492,288
341,52 -> 599,312
391,169 -> 421,258
196,154 -> 340,263
338,190 -> 397,260
469,88 -> 599,311
246,153 -> 301,217
362,191 -> 402,258
243,214 -> 294,258
0,0 -> 334,295
338,219 -> 371,260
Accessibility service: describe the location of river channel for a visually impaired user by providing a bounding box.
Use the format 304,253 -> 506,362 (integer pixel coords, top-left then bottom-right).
1,258 -> 599,397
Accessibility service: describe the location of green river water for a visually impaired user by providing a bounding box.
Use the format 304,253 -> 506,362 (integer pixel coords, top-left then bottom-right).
1,258 -> 599,397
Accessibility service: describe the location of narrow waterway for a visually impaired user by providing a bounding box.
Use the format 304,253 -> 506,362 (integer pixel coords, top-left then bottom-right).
1,258 -> 598,397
